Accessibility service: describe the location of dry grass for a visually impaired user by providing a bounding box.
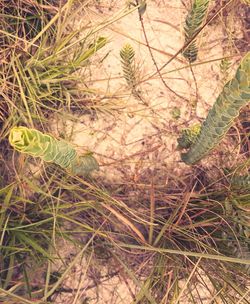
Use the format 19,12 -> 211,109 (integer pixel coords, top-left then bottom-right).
0,0 -> 249,303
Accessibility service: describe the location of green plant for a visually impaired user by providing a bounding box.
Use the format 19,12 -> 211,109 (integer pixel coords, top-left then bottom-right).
231,174 -> 250,189
225,195 -> 250,240
182,0 -> 210,62
0,0 -> 107,135
182,52 -> 250,165
9,126 -> 99,176
177,123 -> 201,149
1,0 -> 250,303
120,43 -> 139,94
10,36 -> 107,119
220,58 -> 232,84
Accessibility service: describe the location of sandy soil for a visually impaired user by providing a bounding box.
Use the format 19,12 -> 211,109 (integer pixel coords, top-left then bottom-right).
49,0 -> 246,303
52,0 -> 235,183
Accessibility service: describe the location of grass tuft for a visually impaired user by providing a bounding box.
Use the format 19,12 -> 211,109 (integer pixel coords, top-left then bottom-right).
0,1 -> 249,303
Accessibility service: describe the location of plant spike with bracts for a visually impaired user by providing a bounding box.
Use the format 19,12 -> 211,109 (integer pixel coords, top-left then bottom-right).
120,43 -> 138,91
181,52 -> 250,165
183,0 -> 210,62
9,126 -> 99,176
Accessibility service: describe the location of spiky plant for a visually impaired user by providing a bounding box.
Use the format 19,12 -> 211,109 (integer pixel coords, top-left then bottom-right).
181,52 -> 250,165
182,0 -> 210,62
220,58 -> 232,84
120,43 -> 138,90
9,126 -> 99,176
177,123 -> 201,149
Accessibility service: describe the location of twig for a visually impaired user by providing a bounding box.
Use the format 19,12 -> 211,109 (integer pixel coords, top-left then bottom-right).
142,0 -> 234,82
135,0 -> 189,102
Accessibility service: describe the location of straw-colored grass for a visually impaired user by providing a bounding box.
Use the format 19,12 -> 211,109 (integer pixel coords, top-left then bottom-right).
0,1 -> 249,303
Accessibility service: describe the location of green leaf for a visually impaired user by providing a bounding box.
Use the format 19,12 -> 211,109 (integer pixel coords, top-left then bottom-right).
9,126 -> 98,176
182,52 -> 250,164
13,231 -> 52,260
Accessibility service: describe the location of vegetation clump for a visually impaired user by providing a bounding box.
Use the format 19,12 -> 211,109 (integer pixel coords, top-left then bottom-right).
0,0 -> 249,303
9,126 -> 99,176
182,52 -> 250,165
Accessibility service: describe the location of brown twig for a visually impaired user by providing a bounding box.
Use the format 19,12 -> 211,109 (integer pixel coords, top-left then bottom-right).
135,0 -> 189,102
142,0 -> 234,82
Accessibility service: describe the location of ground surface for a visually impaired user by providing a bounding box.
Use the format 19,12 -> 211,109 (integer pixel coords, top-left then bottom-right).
52,0 -> 237,182
46,1 -> 248,303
